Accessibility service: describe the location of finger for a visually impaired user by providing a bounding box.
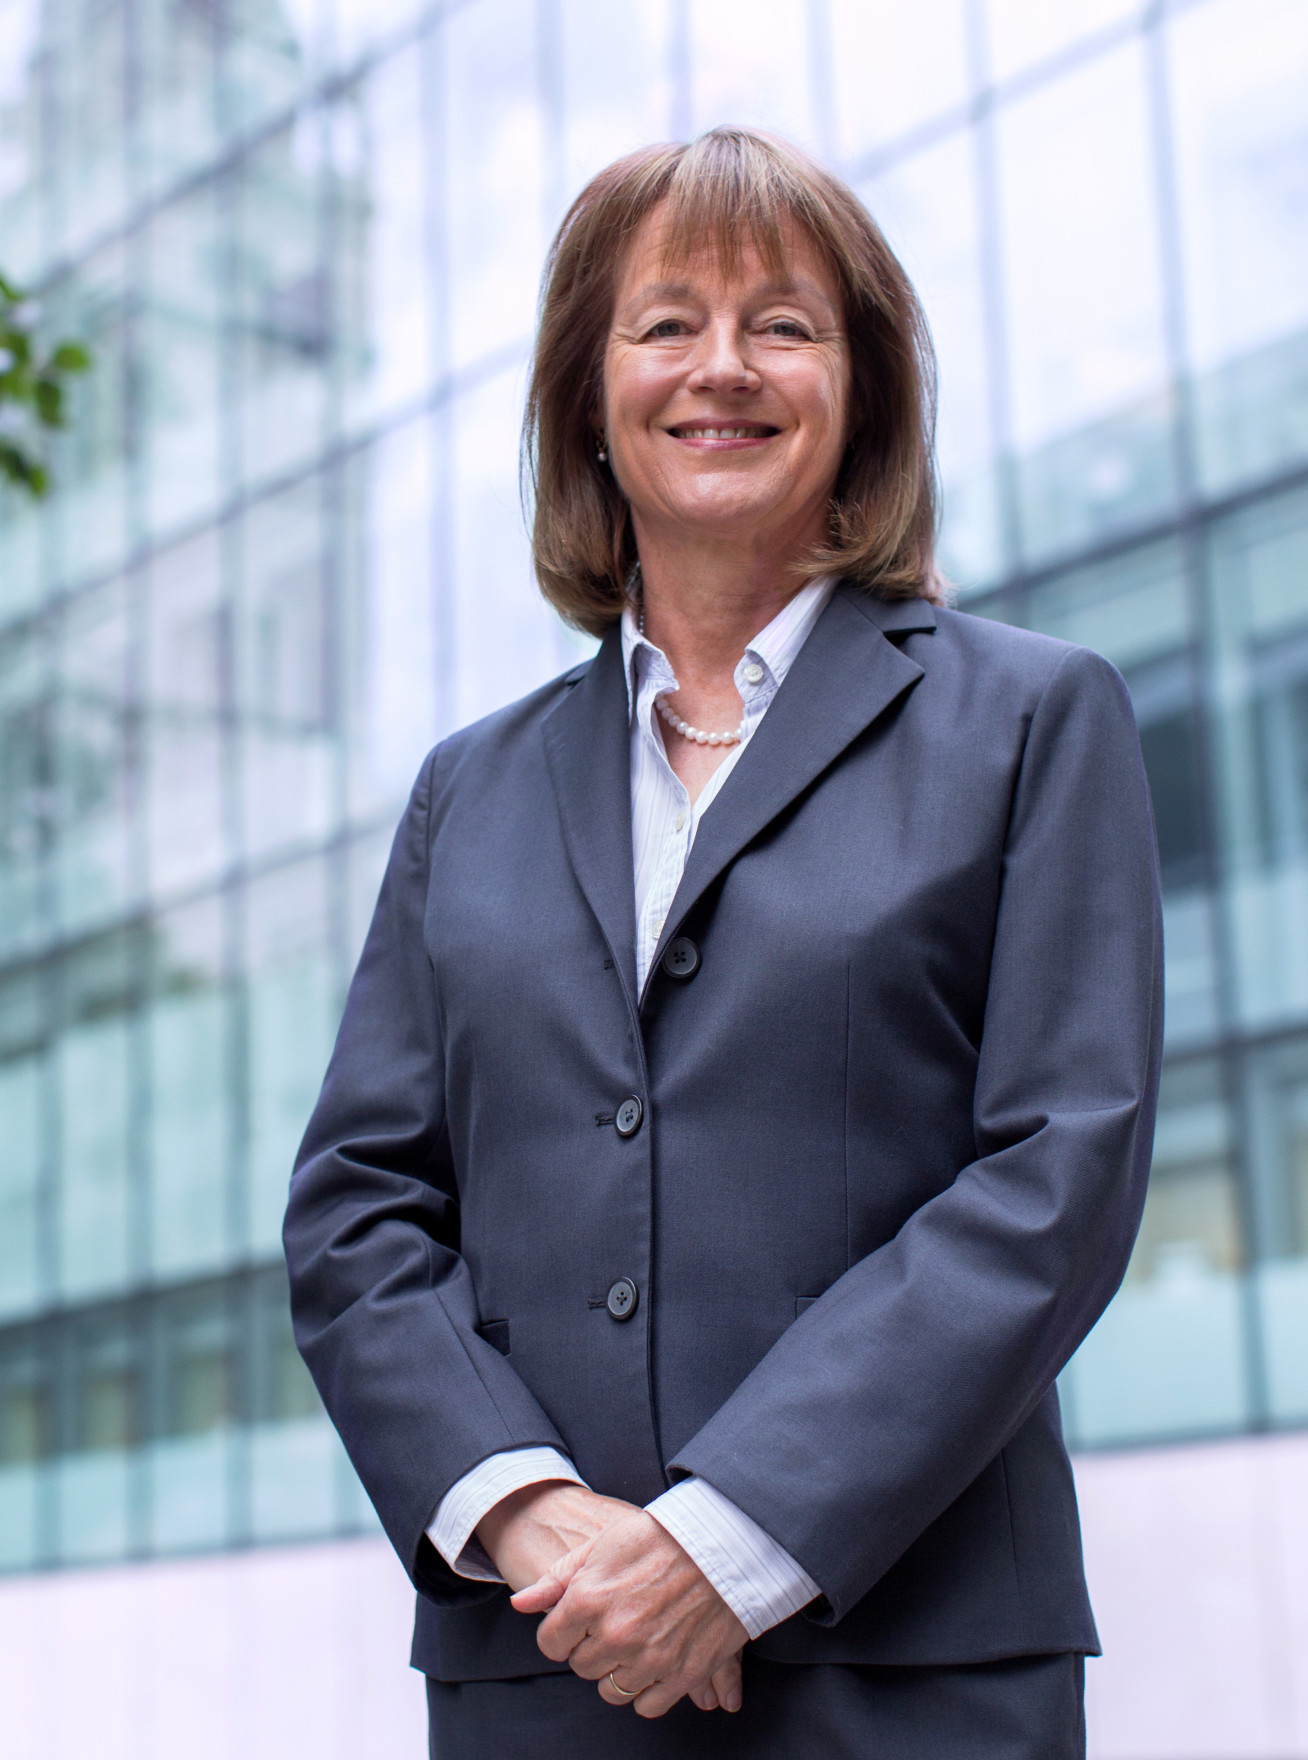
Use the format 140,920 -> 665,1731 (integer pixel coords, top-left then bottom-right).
631,1675 -> 695,1720
688,1681 -> 719,1712
709,1655 -> 743,1713
509,1573 -> 566,1615
596,1673 -> 649,1708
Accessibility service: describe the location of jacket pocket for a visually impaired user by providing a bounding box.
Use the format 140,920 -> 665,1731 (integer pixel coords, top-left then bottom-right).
476,1318 -> 511,1356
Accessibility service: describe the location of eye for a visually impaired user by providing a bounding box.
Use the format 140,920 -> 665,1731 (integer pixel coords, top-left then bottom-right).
765,318 -> 810,339
646,318 -> 688,339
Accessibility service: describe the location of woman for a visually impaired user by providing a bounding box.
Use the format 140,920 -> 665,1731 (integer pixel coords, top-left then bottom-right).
285,128 -> 1162,1757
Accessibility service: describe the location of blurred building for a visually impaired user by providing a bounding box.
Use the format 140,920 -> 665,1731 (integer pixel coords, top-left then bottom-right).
0,0 -> 1306,1754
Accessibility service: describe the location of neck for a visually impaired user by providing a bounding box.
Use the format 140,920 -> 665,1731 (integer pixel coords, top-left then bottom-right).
633,519 -> 817,693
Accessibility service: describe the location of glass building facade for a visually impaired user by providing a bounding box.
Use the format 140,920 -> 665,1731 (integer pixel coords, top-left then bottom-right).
0,0 -> 1306,1579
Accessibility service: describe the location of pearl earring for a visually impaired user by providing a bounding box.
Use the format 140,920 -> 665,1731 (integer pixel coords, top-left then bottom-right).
596,437 -> 608,463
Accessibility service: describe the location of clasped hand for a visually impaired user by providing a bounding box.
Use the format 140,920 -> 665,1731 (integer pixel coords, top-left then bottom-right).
476,1482 -> 746,1718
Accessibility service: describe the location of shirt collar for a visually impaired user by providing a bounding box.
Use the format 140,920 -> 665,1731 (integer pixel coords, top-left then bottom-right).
620,576 -> 837,719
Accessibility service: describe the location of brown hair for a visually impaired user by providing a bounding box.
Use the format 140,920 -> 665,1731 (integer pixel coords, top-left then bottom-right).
524,126 -> 943,636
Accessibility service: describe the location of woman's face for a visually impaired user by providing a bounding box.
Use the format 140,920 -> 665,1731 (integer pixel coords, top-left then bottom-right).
601,204 -> 851,557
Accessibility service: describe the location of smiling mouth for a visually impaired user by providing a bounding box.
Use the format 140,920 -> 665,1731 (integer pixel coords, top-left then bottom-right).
667,424 -> 780,440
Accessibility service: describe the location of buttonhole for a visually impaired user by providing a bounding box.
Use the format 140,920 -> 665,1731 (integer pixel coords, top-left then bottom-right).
594,1113 -> 615,1127
586,1297 -> 607,1310
603,958 -> 614,970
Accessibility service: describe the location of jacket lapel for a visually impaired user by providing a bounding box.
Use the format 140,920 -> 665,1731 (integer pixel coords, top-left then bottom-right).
641,586 -> 934,1003
542,626 -> 640,1002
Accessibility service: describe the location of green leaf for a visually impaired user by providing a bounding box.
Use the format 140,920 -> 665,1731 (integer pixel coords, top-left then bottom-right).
34,378 -> 63,427
50,340 -> 92,372
0,271 -> 23,303
0,329 -> 31,369
0,438 -> 48,497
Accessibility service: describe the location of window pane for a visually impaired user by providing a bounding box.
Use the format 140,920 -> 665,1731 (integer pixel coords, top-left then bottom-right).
1245,1040 -> 1308,1423
442,0 -> 545,372
45,244 -> 132,585
218,0 -> 321,144
559,0 -> 675,197
145,531 -> 230,901
1170,0 -> 1308,491
46,0 -> 128,260
985,0 -> 1138,83
336,46 -> 435,437
0,1333 -> 48,1570
0,0 -> 42,283
688,0 -> 820,148
57,1313 -> 140,1562
1207,488 -> 1308,1030
149,898 -> 231,1281
0,1056 -> 43,1319
235,123 -> 327,489
447,372 -> 581,735
863,131 -> 1002,588
142,187 -> 223,539
995,45 -> 1173,560
134,0 -> 219,201
343,417 -> 439,822
0,626 -> 49,960
53,580 -> 135,936
1062,1061 -> 1249,1445
237,479 -> 337,863
57,1013 -> 134,1301
831,0 -> 969,160
244,859 -> 336,1256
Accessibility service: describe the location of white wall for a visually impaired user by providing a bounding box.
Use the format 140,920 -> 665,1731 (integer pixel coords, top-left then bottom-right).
2,1432 -> 1306,1760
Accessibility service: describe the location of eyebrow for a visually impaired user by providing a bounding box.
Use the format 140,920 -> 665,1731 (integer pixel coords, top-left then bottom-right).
618,275 -> 835,313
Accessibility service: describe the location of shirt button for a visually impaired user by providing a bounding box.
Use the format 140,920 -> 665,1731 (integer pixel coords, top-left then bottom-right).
674,810 -> 686,832
614,1096 -> 643,1137
606,1278 -> 638,1321
743,662 -> 765,685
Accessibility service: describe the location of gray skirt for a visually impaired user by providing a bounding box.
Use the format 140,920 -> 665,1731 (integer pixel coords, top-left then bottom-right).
426,1650 -> 1086,1760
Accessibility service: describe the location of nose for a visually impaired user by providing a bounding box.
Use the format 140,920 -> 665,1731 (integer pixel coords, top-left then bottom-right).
686,315 -> 761,395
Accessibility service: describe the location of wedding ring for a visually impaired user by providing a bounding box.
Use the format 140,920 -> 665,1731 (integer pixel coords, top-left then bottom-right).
608,1672 -> 640,1699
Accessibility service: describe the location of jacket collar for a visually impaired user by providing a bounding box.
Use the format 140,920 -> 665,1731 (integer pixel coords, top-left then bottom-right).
542,584 -> 934,1011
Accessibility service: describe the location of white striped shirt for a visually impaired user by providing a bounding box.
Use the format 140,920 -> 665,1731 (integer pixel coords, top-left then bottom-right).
627,578 -> 836,991
426,579 -> 834,1639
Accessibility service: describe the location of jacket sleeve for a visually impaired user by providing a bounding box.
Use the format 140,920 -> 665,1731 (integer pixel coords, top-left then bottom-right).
283,748 -> 569,1605
668,644 -> 1165,1621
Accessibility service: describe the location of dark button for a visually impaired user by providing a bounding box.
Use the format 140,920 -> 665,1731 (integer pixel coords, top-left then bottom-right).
606,1278 -> 638,1321
661,937 -> 700,980
614,1096 -> 643,1137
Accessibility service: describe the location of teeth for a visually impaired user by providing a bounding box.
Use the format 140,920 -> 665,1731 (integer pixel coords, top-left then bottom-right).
681,427 -> 767,439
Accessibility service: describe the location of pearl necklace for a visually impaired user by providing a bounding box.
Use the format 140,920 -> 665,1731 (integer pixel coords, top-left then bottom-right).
637,604 -> 746,747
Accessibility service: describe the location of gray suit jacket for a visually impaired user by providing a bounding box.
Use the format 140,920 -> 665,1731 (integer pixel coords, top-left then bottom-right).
284,585 -> 1163,1681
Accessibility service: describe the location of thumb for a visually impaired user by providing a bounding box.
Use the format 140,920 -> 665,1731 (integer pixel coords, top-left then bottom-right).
510,1572 -> 566,1614
509,1539 -> 591,1614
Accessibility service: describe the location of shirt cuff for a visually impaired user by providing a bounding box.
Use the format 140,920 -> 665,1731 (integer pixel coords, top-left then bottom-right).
426,1447 -> 585,1582
645,1477 -> 821,1641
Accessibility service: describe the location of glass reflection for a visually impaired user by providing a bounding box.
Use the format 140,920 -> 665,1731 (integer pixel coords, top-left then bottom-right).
1064,1060 -> 1249,1445
442,0 -> 545,370
862,132 -> 1002,588
335,47 -> 431,436
995,44 -> 1173,558
54,580 -> 134,935
244,857 -> 335,1256
238,479 -> 336,862
235,124 -> 329,488
145,532 -> 230,901
148,898 -> 231,1282
1169,0 -> 1308,490
142,188 -> 223,539
831,0 -> 969,159
1208,489 -> 1308,1029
